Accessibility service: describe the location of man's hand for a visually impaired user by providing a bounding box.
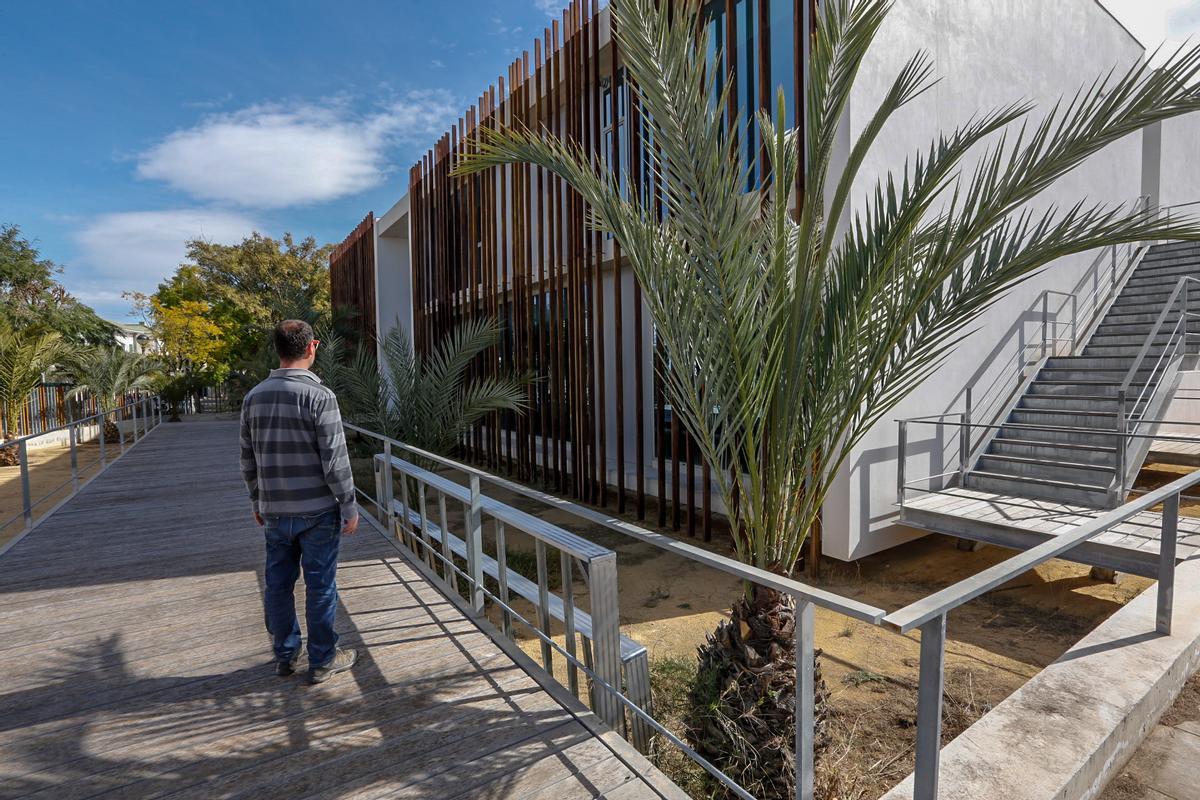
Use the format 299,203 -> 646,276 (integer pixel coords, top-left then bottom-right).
253,511 -> 264,526
342,514 -> 359,535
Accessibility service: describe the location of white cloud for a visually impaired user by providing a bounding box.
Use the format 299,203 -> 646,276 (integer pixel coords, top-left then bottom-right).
1102,0 -> 1200,55
533,0 -> 563,16
73,209 -> 259,301
136,92 -> 458,209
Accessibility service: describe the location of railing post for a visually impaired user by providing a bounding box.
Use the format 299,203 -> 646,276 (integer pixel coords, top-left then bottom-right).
535,539 -> 553,671
914,614 -> 948,800
795,597 -> 816,800
19,440 -> 32,529
959,389 -> 972,484
118,409 -> 126,455
68,422 -> 79,492
1041,292 -> 1050,358
98,413 -> 107,467
588,551 -> 626,737
1071,294 -> 1078,354
1157,493 -> 1179,635
382,441 -> 395,534
1111,244 -> 1117,293
897,420 -> 908,505
465,474 -> 485,612
131,400 -> 139,441
1116,390 -> 1127,503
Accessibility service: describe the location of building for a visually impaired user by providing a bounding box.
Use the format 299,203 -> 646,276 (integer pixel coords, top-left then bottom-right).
111,322 -> 157,354
330,0 -> 1200,562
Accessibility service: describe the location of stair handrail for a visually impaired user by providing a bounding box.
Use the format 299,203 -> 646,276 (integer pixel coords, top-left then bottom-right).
1116,273 -> 1200,497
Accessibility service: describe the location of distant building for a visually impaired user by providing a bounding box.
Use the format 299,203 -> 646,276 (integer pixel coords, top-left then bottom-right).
111,322 -> 156,354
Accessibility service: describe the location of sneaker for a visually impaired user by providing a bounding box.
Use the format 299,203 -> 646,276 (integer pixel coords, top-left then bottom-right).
275,650 -> 305,677
309,647 -> 358,685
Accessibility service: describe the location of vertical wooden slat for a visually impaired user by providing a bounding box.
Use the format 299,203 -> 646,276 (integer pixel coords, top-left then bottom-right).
610,11 -> 627,514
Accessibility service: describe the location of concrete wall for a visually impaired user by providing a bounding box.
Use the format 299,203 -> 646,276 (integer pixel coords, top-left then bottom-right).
825,0 -> 1150,559
1157,113 -> 1200,210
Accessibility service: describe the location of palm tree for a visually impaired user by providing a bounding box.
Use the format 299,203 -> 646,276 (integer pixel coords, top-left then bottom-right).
0,320 -> 65,465
318,318 -> 532,463
458,0 -> 1200,794
64,347 -> 160,443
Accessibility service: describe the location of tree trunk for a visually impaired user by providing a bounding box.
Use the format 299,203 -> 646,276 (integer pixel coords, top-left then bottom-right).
0,436 -> 18,467
688,583 -> 829,799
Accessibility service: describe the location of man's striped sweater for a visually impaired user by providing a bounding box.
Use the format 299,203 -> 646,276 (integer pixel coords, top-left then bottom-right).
239,368 -> 357,520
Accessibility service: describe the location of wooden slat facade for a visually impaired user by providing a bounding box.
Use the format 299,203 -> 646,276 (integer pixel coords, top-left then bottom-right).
330,212 -> 377,348
347,1 -> 815,538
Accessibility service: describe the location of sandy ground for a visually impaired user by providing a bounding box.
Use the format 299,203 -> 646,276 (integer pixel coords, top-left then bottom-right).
0,438 -> 107,549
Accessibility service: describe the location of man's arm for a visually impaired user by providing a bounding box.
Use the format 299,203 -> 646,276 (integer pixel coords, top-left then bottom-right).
239,402 -> 262,525
314,393 -> 358,533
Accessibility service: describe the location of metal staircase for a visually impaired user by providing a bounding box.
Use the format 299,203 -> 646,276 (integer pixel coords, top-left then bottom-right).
966,240 -> 1200,507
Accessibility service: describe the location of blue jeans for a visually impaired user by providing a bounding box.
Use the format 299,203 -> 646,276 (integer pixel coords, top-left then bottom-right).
263,508 -> 341,668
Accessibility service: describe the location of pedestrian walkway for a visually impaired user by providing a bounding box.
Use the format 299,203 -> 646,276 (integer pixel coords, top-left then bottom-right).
0,418 -> 681,799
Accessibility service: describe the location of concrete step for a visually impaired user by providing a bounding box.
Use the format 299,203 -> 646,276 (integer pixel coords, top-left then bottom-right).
1088,331 -> 1181,348
1027,380 -> 1130,397
975,453 -> 1115,485
1092,319 -> 1200,337
1142,240 -> 1200,258
1099,309 -> 1189,327
1123,266 -> 1200,287
1008,408 -> 1118,428
965,470 -> 1109,507
996,421 -> 1121,448
988,436 -> 1117,466
1080,344 -> 1169,359
1017,395 -> 1119,412
1037,366 -> 1156,382
1044,356 -> 1145,370
1101,300 -> 1189,316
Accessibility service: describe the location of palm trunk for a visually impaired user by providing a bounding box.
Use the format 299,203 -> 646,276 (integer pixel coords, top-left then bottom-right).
689,583 -> 829,799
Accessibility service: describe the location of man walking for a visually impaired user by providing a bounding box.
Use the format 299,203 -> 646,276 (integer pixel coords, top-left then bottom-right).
240,319 -> 359,684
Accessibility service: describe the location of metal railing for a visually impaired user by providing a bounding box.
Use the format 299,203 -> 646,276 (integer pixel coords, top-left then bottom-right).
1116,274 -> 1200,498
344,421 -> 886,800
1,396 -> 162,541
882,461 -> 1195,799
345,419 -> 1191,800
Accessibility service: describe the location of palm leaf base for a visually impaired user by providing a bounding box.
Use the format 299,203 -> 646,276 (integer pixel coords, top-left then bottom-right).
689,584 -> 829,799
102,420 -> 121,444
0,437 -> 18,467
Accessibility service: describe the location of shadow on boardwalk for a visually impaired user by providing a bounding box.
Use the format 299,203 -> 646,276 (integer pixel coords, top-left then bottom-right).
0,420 -> 675,799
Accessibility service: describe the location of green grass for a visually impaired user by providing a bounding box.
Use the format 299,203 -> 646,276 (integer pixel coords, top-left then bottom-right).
648,655 -> 719,799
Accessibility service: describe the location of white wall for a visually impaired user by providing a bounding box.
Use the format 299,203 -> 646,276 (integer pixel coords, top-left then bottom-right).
1157,113 -> 1200,211
824,0 -> 1150,560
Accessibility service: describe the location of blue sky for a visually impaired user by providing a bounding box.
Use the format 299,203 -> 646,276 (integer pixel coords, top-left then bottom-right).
0,1 -> 1193,321
0,0 -> 574,320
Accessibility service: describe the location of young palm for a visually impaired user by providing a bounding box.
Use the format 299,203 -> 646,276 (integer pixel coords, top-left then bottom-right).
458,0 -> 1200,794
0,320 -> 65,464
319,317 -> 531,465
65,347 -> 161,442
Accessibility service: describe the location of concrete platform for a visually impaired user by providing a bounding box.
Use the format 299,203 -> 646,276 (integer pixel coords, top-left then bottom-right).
880,557 -> 1200,800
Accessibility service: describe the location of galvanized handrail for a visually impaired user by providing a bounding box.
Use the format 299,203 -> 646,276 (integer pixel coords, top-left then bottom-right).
344,421 -> 886,800
885,460 -> 1192,798
1,395 -> 162,540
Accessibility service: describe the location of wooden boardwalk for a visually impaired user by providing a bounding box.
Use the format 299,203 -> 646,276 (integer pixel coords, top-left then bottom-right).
0,419 -> 682,800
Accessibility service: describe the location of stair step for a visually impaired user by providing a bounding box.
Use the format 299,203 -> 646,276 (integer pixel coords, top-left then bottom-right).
1008,409 -> 1118,428
1044,356 -> 1149,370
1105,300 -> 1194,316
965,470 -> 1110,507
1088,332 -> 1181,347
989,437 -> 1117,466
975,454 -> 1115,484
1093,320 -> 1200,338
1037,368 -> 1157,382
1027,381 -> 1131,397
996,421 -> 1121,448
1081,345 -> 1170,359
1142,240 -> 1200,258
1018,395 -> 1119,411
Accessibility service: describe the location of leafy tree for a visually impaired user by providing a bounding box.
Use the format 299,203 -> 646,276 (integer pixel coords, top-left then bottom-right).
318,319 -> 530,463
145,233 -> 333,392
0,224 -> 115,344
62,347 -> 160,442
460,0 -> 1200,794
0,320 -> 66,463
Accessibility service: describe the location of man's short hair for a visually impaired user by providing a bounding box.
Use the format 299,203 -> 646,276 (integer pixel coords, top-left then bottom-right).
274,320 -> 314,362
